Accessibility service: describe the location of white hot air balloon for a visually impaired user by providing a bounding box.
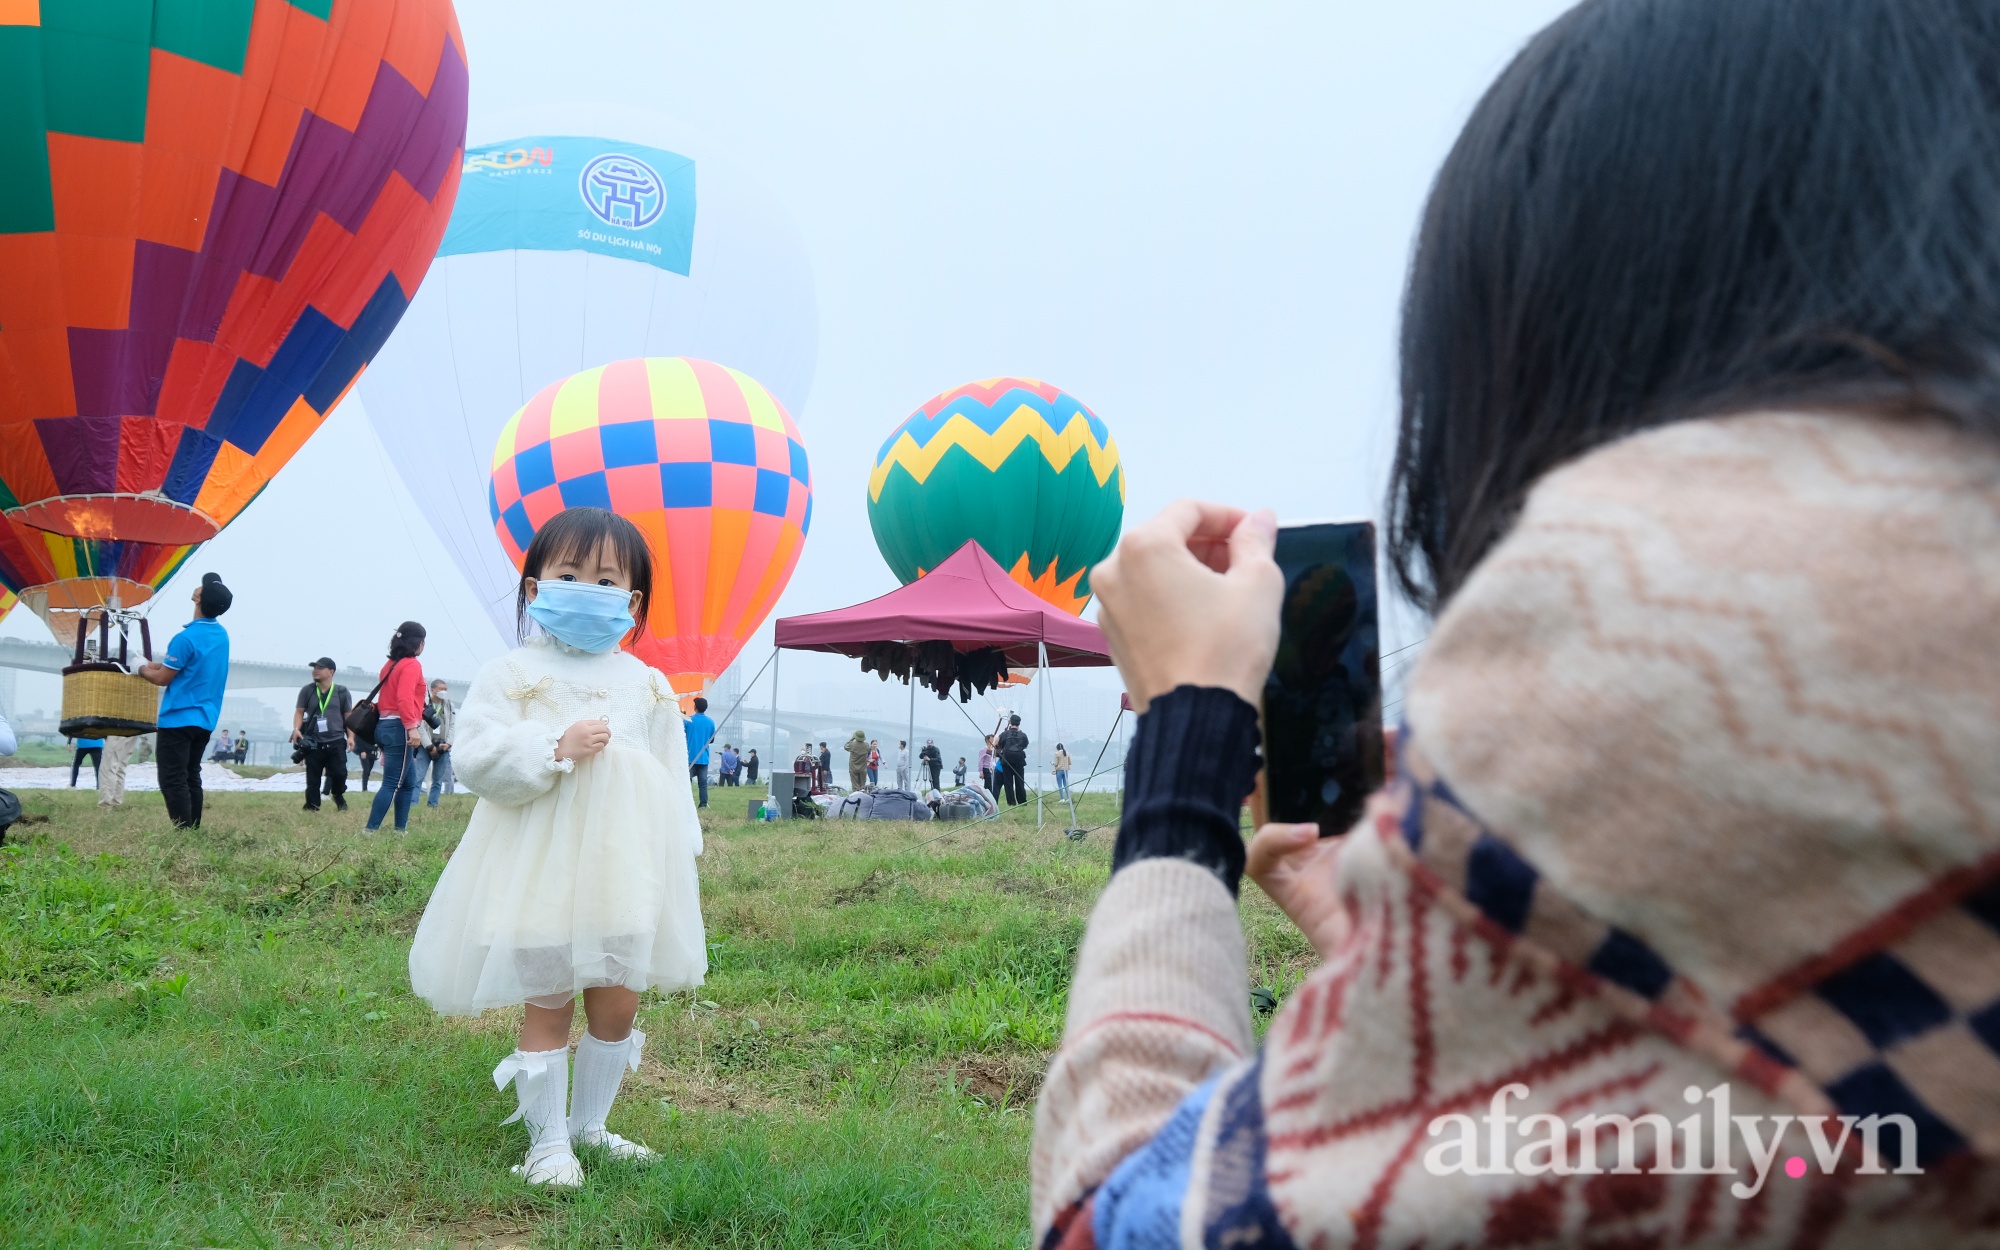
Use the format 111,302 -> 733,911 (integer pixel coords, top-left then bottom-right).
359,105 -> 818,640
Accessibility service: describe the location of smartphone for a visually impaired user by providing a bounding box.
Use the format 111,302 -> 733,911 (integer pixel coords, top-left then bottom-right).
1257,520 -> 1384,836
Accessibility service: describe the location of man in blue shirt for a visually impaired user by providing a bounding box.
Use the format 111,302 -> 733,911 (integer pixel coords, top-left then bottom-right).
139,573 -> 232,828
683,696 -> 715,809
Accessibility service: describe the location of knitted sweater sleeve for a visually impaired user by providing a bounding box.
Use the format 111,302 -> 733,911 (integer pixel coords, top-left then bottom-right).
450,655 -> 572,806
1029,687 -> 1259,1243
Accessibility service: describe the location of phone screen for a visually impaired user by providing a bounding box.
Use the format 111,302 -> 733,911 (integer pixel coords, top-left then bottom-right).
1260,520 -> 1384,836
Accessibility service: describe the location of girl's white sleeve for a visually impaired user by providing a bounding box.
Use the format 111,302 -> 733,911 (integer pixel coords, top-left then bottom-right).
645,671 -> 703,853
644,670 -> 691,775
451,656 -> 573,806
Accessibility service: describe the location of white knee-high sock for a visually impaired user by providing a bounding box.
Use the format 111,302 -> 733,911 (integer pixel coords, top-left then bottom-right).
494,1046 -> 572,1159
568,1028 -> 645,1138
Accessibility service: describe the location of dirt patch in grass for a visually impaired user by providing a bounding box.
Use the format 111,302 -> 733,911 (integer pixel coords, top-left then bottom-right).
992,873 -> 1069,903
830,867 -> 897,906
635,1057 -> 794,1116
435,1216 -> 538,1250
943,1053 -> 1047,1107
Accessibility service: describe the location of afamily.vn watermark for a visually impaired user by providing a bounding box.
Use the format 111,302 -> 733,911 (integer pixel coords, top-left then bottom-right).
1424,1084 -> 1922,1199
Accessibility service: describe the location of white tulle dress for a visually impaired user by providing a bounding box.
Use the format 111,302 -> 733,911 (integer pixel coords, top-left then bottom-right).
408,635 -> 706,1015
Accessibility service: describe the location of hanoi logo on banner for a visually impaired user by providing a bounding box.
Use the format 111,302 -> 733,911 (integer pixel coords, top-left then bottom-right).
441,135 -> 697,276
580,153 -> 667,229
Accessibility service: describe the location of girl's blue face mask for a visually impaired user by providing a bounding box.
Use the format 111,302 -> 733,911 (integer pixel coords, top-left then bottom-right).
525,580 -> 636,654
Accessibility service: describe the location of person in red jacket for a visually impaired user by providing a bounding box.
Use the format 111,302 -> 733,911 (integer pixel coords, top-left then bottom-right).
364,621 -> 427,833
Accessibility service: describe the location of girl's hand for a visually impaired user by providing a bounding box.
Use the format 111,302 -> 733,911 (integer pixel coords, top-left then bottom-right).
1091,501 -> 1283,714
1246,823 -> 1350,959
555,719 -> 611,763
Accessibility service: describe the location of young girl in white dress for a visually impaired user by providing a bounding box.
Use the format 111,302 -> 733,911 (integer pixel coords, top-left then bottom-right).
408,507 -> 706,1187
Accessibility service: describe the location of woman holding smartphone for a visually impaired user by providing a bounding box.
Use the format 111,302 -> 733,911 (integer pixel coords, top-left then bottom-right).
1033,1 -> 2000,1245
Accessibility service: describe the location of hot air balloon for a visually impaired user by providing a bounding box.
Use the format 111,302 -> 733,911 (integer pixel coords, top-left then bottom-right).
489,357 -> 812,692
0,0 -> 468,638
868,378 -> 1125,614
359,105 -> 817,645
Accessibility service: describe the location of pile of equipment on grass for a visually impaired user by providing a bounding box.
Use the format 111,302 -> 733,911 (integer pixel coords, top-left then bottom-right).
831,789 -> 933,821
938,784 -> 996,821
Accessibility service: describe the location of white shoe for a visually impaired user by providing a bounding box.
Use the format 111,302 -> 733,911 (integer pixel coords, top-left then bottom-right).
510,1142 -> 584,1187
575,1128 -> 657,1162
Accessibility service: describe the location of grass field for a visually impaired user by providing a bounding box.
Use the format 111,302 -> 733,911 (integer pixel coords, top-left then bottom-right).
0,783 -> 1314,1249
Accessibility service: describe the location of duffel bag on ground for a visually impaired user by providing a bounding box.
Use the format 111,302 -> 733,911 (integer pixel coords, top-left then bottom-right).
862,789 -> 932,821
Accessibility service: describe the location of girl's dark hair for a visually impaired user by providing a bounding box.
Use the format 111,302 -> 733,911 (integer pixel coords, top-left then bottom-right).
515,507 -> 655,642
388,621 -> 426,660
1391,0 -> 2000,610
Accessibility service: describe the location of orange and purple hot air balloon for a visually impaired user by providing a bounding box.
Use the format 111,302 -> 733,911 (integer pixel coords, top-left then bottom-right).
0,0 -> 467,636
489,357 -> 813,693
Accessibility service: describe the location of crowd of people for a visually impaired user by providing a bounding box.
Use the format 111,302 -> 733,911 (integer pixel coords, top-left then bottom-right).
44,578 -> 460,830
721,720 -> 1060,812
49,583 -> 1063,824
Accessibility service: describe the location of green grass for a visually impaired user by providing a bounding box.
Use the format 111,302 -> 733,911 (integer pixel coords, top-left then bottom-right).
0,787 -> 1315,1248
5,740 -> 84,767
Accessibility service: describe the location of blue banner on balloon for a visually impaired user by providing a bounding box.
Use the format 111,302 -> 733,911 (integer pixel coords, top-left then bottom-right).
440,135 -> 697,275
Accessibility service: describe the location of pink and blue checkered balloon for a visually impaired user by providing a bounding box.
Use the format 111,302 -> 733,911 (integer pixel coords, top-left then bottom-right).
489,356 -> 812,691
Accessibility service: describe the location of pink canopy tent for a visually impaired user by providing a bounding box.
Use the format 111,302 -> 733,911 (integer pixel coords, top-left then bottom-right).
767,540 -> 1114,830
774,540 -> 1112,667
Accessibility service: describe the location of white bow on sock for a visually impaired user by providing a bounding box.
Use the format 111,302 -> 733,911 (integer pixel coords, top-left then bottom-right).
494,1046 -> 583,1186
568,1028 -> 656,1161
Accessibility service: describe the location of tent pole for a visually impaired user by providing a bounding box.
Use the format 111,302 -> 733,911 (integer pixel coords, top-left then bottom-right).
1076,705 -> 1123,804
1040,645 -> 1081,832
907,667 -> 916,791
1037,640 -> 1047,833
768,646 -> 780,802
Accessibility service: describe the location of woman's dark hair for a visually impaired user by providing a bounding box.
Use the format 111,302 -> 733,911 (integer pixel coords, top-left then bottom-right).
1391,0 -> 2000,610
515,507 -> 655,642
388,621 -> 426,660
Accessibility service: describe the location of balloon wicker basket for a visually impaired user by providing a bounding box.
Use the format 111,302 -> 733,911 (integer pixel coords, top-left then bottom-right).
59,611 -> 158,739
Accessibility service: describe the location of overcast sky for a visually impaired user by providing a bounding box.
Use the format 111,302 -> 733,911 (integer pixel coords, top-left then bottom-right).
5,0 -> 1572,732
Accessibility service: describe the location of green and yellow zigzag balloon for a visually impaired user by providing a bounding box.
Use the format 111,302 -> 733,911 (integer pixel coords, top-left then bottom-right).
868,377 -> 1124,614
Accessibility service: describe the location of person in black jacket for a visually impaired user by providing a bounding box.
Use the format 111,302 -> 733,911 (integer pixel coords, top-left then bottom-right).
996,715 -> 1030,806
919,739 -> 943,791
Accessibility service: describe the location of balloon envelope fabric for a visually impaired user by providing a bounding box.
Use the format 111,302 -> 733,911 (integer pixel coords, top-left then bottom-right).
490,357 -> 813,693
359,107 -> 819,648
0,515 -> 192,624
868,377 -> 1124,614
0,0 -> 468,553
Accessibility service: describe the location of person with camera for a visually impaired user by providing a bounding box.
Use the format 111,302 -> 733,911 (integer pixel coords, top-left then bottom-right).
292,658 -> 353,812
1030,2 -> 2000,1243
410,678 -> 455,807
